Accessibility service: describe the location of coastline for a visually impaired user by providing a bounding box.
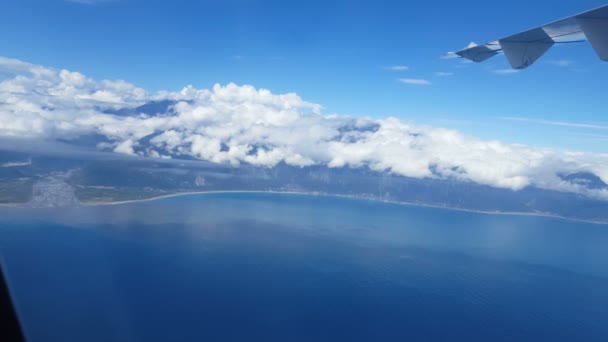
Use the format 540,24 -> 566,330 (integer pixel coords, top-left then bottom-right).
2,189 -> 606,225
78,190 -> 608,225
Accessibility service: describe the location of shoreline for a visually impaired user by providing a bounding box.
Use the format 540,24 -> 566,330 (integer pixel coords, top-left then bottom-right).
78,190 -> 608,225
2,190 -> 606,225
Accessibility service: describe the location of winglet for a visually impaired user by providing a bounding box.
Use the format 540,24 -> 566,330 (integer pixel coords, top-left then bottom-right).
456,43 -> 499,62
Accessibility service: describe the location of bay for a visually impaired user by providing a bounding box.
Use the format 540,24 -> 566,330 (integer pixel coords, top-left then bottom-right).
1,192 -> 607,341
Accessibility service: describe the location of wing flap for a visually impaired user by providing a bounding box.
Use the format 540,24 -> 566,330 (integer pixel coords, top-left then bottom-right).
499,27 -> 554,69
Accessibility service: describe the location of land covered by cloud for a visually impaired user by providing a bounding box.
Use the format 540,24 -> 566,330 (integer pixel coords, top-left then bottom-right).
1,56 -> 607,199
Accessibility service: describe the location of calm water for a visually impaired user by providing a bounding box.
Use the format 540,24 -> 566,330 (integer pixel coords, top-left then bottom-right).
1,192 -> 608,341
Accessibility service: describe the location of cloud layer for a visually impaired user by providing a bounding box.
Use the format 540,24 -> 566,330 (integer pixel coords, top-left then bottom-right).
1,56 -> 607,199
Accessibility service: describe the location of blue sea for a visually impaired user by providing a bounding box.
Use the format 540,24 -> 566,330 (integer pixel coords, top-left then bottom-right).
1,192 -> 607,341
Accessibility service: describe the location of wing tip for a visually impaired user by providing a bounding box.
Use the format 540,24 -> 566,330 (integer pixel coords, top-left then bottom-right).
445,5 -> 608,69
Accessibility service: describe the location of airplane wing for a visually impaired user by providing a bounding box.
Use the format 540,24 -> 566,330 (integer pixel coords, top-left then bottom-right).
445,5 -> 608,69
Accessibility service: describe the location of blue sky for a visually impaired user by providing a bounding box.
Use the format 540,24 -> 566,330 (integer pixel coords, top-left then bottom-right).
2,0 -> 608,152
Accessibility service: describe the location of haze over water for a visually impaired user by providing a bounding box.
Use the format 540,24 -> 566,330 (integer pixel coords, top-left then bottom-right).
1,192 -> 607,341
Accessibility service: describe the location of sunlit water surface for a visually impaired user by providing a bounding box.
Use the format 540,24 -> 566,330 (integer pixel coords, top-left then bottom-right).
1,193 -> 607,341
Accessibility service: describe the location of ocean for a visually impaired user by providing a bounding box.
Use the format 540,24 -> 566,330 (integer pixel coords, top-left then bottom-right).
1,192 -> 607,341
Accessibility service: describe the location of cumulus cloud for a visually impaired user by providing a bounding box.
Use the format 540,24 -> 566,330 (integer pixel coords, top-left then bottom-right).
0,57 -> 55,78
397,78 -> 431,85
1,56 -> 608,200
114,139 -> 136,155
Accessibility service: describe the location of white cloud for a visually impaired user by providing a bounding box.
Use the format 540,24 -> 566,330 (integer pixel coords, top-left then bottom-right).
1,56 -> 608,200
492,69 -> 519,75
0,56 -> 55,78
546,60 -> 575,67
383,65 -> 409,71
500,117 -> 608,130
114,139 -> 136,155
397,78 -> 431,85
434,72 -> 454,77
0,57 -> 36,74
